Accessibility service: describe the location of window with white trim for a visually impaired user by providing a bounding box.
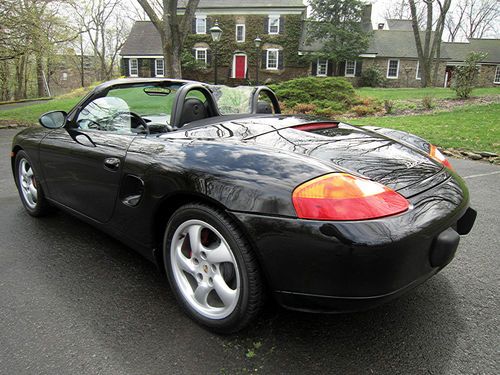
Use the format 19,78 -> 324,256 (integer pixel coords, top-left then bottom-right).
416,61 -> 421,80
345,60 -> 356,77
236,24 -> 245,42
317,59 -> 328,76
196,16 -> 206,34
494,65 -> 500,84
268,15 -> 280,34
129,58 -> 138,77
195,48 -> 207,65
155,59 -> 164,77
266,49 -> 279,70
387,59 -> 399,78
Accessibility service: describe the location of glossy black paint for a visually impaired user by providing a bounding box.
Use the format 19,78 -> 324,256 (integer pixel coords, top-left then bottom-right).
11,79 -> 476,312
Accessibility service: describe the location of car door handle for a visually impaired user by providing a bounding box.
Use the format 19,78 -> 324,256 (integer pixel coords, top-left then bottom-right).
104,157 -> 120,171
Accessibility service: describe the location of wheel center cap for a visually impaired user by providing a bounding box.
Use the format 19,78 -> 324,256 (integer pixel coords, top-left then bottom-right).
203,264 -> 209,273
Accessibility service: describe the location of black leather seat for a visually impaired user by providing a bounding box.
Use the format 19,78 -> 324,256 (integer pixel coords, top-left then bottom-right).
256,101 -> 273,114
179,98 -> 208,127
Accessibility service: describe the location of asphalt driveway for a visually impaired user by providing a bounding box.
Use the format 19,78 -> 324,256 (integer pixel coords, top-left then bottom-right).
0,128 -> 498,375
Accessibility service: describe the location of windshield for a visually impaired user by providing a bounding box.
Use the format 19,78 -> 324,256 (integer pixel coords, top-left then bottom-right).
210,85 -> 255,115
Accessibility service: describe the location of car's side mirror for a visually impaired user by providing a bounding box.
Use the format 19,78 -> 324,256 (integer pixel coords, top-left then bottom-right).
39,111 -> 67,129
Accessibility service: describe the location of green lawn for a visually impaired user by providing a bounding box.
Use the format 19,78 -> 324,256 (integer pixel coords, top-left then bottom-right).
348,103 -> 500,153
0,86 -> 179,125
356,86 -> 500,100
0,98 -> 81,125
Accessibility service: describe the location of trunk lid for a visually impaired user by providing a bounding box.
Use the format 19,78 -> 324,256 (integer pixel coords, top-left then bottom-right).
246,123 -> 446,197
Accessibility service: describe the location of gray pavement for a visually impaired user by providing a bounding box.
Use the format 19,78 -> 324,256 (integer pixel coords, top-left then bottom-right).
0,99 -> 51,111
0,128 -> 499,375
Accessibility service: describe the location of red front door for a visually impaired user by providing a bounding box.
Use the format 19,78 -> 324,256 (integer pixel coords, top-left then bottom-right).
235,55 -> 246,79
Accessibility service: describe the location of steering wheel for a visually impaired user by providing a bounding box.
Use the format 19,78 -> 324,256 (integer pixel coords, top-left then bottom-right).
77,118 -> 102,131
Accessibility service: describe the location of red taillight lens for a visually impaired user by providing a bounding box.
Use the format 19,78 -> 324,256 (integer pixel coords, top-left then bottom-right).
292,173 -> 409,221
430,144 -> 453,170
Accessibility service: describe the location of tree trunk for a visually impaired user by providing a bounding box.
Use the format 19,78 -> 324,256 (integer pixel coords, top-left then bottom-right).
36,53 -> 45,97
14,55 -> 26,100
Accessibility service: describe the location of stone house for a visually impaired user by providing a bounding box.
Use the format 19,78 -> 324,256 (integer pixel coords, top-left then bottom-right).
120,2 -> 500,87
119,0 -> 309,84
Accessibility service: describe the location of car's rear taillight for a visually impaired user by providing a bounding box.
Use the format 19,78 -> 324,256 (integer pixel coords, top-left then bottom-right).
292,173 -> 409,221
430,144 -> 453,170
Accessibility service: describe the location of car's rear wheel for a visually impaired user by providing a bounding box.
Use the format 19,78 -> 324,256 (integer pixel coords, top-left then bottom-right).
14,150 -> 50,216
163,203 -> 263,333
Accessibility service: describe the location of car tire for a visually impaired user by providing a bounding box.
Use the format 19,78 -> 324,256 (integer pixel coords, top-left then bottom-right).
14,150 -> 51,217
163,203 -> 263,333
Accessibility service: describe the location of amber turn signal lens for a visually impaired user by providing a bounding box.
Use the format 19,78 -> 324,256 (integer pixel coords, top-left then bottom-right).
292,173 -> 409,221
430,145 -> 453,170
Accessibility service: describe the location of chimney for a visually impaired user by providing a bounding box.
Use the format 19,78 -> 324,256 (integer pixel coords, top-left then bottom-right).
362,4 -> 372,25
378,23 -> 385,30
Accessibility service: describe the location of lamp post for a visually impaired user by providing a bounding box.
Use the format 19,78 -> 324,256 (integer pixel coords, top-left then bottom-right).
210,21 -> 223,84
254,37 -> 262,85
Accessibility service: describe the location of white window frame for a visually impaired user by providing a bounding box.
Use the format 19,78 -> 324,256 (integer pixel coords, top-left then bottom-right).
268,15 -> 280,34
416,61 -> 421,80
386,59 -> 400,79
494,65 -> 500,84
316,59 -> 328,77
155,58 -> 164,77
129,58 -> 138,77
195,48 -> 208,65
235,24 -> 245,43
266,49 -> 279,70
195,16 -> 206,34
345,60 -> 357,77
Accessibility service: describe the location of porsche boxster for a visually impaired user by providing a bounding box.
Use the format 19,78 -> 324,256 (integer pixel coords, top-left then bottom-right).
11,78 -> 476,333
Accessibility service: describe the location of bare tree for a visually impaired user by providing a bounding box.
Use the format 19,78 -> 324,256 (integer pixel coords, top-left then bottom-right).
446,0 -> 500,41
73,0 -> 130,81
409,0 -> 451,87
384,0 -> 427,28
136,0 -> 200,78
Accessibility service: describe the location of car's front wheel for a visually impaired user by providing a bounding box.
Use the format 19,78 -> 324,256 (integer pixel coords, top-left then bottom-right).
14,150 -> 50,216
163,203 -> 263,333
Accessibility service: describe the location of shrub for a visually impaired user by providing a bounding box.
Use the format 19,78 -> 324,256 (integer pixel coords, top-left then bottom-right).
293,103 -> 317,114
269,77 -> 356,109
351,105 -> 379,117
360,67 -> 386,87
422,96 -> 434,109
384,100 -> 394,114
452,52 -> 487,99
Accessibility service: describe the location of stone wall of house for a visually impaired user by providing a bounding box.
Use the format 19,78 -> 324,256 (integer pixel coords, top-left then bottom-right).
362,58 -> 447,87
477,64 -> 500,87
183,65 -> 309,85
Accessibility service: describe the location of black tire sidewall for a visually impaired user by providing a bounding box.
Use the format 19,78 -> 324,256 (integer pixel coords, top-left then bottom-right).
14,150 -> 46,216
163,205 -> 253,333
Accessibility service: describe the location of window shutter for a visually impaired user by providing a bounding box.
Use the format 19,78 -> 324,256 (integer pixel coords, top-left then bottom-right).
355,60 -> 362,77
278,51 -> 284,69
311,60 -> 317,76
261,50 -> 267,69
207,50 -> 212,66
192,18 -> 196,34
121,58 -> 128,76
206,17 -> 212,34
338,61 -> 346,77
150,59 -> 155,78
279,16 -> 285,34
327,60 -> 334,76
264,17 -> 269,33
192,48 -> 196,59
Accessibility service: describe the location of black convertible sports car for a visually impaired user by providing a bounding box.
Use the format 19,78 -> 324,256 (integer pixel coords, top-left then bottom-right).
11,78 -> 476,333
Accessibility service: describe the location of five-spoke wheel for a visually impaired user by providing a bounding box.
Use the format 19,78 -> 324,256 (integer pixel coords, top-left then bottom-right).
15,150 -> 50,216
164,203 -> 263,333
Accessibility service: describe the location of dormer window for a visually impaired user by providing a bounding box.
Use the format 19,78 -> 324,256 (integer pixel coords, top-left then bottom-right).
268,15 -> 280,34
196,16 -> 206,34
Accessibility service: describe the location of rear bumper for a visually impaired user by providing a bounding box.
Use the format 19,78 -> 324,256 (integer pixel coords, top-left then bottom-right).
231,175 -> 476,313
